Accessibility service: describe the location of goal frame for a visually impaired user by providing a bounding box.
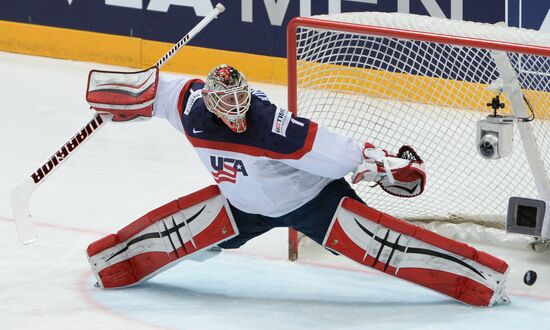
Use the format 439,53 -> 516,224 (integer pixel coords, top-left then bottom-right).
286,16 -> 550,261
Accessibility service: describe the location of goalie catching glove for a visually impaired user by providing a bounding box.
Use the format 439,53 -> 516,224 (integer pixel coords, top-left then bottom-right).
86,66 -> 159,122
352,143 -> 426,198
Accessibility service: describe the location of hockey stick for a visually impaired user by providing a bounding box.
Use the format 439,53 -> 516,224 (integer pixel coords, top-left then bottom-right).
12,3 -> 226,244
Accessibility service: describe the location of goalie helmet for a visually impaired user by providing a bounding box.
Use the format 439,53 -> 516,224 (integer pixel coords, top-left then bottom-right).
202,64 -> 251,133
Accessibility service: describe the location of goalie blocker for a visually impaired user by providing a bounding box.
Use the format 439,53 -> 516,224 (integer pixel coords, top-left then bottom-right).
324,198 -> 509,307
87,185 -> 238,288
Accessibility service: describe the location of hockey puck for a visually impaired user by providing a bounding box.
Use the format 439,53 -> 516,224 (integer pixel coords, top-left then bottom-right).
523,270 -> 537,286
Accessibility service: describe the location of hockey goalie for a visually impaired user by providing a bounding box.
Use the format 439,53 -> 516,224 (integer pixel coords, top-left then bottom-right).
86,64 -> 509,307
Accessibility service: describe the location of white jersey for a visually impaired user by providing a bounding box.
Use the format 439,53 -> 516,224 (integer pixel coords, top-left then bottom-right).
154,74 -> 362,217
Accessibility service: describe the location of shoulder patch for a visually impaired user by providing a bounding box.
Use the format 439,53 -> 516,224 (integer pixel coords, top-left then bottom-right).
184,89 -> 203,116
272,107 -> 292,137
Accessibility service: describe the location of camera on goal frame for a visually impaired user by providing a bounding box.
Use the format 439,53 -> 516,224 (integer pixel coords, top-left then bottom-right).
476,94 -> 550,242
476,93 -> 515,160
476,115 -> 514,160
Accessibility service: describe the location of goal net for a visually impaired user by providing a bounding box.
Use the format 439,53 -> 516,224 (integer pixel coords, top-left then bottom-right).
287,12 -> 550,259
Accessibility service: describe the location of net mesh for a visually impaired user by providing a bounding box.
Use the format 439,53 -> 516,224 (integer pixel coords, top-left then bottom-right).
291,15 -> 550,229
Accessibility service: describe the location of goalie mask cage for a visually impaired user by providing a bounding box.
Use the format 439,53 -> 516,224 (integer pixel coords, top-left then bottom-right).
287,12 -> 550,260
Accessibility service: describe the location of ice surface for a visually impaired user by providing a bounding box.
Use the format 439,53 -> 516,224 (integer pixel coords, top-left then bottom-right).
0,51 -> 549,330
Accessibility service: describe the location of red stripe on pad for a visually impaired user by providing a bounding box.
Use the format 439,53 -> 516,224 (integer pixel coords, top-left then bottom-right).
192,208 -> 237,250
396,268 -> 494,306
414,227 -> 477,260
178,185 -> 220,209
379,214 -> 417,236
87,234 -> 119,256
475,250 -> 508,273
117,200 -> 180,242
98,252 -> 172,288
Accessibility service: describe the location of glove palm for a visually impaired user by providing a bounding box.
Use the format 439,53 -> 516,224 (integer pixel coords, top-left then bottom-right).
352,144 -> 426,198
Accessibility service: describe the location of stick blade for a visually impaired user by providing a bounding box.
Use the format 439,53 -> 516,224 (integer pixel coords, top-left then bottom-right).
12,181 -> 38,244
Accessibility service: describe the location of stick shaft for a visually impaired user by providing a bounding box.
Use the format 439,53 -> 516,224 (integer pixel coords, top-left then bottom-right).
154,4 -> 225,68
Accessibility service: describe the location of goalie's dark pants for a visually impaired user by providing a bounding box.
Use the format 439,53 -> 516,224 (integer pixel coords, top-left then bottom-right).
218,178 -> 364,249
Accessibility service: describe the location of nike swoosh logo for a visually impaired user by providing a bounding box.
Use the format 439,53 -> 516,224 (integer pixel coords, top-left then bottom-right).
192,128 -> 203,134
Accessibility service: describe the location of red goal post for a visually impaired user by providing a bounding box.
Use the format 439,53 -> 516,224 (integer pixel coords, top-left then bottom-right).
286,13 -> 550,261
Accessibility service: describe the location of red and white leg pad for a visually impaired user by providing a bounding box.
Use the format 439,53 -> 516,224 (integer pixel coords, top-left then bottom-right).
87,185 -> 238,288
323,198 -> 510,307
